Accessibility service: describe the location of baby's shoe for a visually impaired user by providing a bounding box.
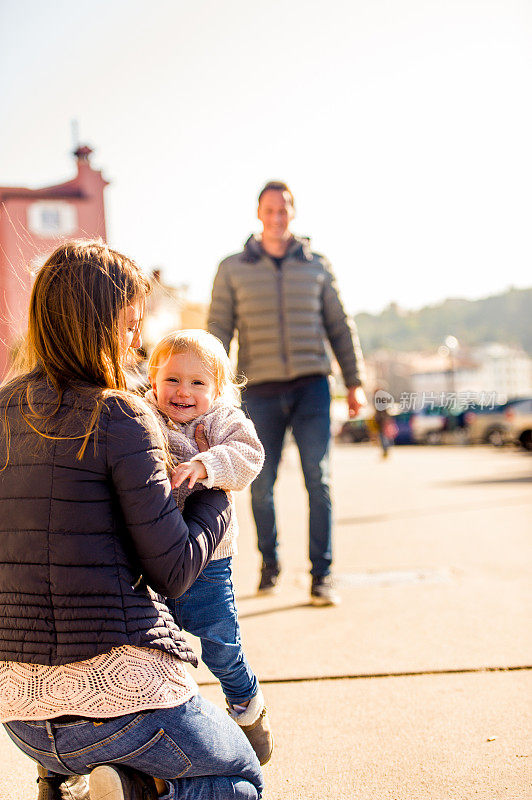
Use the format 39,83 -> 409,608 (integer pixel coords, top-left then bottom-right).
227,688 -> 274,766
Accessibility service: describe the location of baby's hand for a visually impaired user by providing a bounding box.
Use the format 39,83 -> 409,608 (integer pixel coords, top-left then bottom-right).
171,460 -> 208,489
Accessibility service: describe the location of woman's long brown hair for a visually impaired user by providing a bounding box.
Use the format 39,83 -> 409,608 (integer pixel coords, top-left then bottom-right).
1,240 -> 151,464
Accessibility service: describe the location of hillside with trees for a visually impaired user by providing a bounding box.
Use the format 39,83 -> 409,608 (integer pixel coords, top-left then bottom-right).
355,287 -> 532,355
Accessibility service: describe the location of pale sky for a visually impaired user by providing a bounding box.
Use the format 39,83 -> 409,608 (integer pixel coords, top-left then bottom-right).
1,0 -> 531,315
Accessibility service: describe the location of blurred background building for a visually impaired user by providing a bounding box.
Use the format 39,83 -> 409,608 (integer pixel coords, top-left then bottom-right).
0,146 -> 210,379
362,344 -> 532,403
409,343 -> 532,401
142,269 -> 209,354
0,146 -> 107,376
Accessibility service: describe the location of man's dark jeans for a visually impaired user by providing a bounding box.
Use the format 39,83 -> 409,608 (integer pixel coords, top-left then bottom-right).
243,375 -> 332,578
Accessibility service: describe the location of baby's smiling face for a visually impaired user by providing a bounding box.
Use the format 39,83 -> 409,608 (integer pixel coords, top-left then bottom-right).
152,352 -> 217,424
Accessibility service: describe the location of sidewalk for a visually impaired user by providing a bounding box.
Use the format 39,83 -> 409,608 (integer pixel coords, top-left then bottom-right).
1,443 -> 531,799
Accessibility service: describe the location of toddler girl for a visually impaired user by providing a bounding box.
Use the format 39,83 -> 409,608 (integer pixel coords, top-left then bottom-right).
145,329 -> 273,765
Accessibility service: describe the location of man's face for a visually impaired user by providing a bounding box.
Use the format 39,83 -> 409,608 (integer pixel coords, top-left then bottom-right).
257,190 -> 295,241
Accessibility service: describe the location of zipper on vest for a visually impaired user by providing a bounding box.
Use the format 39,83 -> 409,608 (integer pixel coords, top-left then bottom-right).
275,266 -> 289,372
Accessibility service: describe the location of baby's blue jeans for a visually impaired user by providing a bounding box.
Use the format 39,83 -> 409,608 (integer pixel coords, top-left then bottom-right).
167,557 -> 259,704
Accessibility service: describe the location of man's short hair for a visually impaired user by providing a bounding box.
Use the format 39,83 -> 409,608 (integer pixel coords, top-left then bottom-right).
258,180 -> 295,208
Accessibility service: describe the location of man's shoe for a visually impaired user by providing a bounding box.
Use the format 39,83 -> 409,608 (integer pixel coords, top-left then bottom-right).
36,765 -> 89,800
89,765 -> 158,800
310,574 -> 340,606
258,562 -> 280,593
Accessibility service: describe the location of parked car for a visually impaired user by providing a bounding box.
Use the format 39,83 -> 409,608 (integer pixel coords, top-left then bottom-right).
465,397 -> 532,447
337,417 -> 371,443
506,398 -> 532,451
371,407 -> 446,446
393,412 -> 416,445
410,406 -> 447,444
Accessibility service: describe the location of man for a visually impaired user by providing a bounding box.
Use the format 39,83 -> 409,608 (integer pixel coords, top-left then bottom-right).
208,181 -> 365,606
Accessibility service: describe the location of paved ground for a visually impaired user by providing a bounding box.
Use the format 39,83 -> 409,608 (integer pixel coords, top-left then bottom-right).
1,442 -> 531,799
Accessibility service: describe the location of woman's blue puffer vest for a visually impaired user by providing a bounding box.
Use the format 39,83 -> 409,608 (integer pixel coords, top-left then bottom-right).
0,381 -> 230,667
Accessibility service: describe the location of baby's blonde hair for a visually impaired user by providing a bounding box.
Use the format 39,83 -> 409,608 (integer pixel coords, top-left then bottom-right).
148,329 -> 245,404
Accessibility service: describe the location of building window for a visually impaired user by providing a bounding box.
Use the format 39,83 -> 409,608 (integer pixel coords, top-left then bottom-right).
27,202 -> 77,237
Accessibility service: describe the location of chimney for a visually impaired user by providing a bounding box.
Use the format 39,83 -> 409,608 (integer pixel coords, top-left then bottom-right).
73,144 -> 93,163
70,144 -> 108,240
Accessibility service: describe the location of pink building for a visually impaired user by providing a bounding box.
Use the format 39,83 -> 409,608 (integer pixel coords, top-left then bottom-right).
0,146 -> 108,376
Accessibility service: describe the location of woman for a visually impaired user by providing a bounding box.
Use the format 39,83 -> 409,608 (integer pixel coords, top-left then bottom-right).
0,241 -> 263,800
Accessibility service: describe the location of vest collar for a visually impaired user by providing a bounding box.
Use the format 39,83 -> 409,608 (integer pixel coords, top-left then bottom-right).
241,234 -> 313,264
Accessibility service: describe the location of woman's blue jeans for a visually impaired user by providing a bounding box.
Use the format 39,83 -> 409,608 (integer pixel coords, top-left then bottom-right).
243,375 -> 332,577
4,694 -> 263,800
166,557 -> 259,704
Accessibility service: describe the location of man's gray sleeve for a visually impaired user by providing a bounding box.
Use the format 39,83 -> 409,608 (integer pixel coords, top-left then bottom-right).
207,261 -> 236,354
321,260 -> 363,388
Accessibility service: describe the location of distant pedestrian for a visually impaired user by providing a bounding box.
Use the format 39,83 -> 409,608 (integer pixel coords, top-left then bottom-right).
372,387 -> 398,458
208,181 -> 366,606
145,329 -> 273,765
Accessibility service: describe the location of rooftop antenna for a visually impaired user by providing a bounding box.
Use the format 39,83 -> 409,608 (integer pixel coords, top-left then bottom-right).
71,119 -> 80,151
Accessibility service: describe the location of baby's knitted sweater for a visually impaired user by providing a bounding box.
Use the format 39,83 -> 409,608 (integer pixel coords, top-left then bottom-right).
145,391 -> 264,559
